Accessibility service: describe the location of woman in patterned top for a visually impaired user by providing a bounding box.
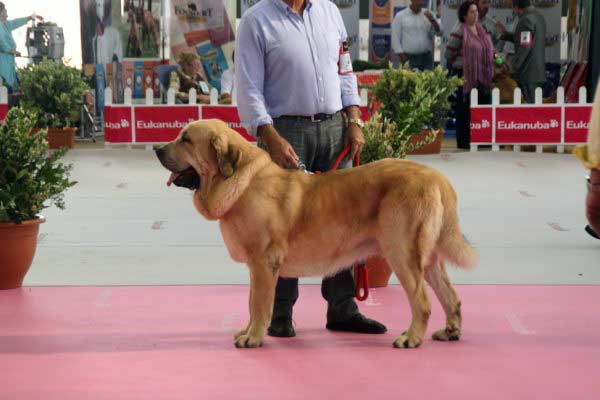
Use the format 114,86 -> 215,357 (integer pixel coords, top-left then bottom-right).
445,0 -> 494,149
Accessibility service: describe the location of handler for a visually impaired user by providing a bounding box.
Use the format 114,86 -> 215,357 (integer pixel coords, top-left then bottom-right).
497,0 -> 546,104
235,0 -> 387,337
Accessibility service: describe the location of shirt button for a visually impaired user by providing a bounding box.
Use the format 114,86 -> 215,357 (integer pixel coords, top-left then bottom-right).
320,97 -> 324,102
318,77 -> 322,81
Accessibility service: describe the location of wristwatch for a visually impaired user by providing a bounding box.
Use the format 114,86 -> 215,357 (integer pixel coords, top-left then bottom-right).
348,118 -> 364,128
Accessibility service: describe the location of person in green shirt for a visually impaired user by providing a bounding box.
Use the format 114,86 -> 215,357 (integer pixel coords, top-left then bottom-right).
497,0 -> 547,103
0,2 -> 42,91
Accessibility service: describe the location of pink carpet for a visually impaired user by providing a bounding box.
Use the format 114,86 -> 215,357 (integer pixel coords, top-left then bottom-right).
1,285 -> 599,400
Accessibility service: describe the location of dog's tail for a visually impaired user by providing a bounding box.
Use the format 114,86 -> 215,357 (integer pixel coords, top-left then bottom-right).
436,186 -> 478,270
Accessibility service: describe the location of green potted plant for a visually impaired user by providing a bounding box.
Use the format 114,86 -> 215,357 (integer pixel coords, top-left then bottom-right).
368,63 -> 463,155
357,66 -> 462,287
0,107 -> 76,289
18,59 -> 89,149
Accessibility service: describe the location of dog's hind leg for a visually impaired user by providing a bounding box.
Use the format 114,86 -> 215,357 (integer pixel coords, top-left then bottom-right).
382,233 -> 431,349
235,255 -> 280,348
424,260 -> 462,341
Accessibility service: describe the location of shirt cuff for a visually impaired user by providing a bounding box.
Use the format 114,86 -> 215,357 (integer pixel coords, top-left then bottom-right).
341,92 -> 361,109
245,115 -> 274,138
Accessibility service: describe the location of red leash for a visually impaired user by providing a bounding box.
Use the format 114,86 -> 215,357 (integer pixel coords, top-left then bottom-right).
327,147 -> 369,301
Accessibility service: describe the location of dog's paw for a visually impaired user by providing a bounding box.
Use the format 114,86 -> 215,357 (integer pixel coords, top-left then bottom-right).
234,334 -> 263,349
234,328 -> 248,340
393,332 -> 422,349
432,327 -> 461,342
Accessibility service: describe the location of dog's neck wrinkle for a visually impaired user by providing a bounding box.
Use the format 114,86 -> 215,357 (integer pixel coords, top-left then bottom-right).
207,152 -> 272,219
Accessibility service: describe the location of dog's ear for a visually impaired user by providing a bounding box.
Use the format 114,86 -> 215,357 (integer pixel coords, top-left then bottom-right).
211,134 -> 242,178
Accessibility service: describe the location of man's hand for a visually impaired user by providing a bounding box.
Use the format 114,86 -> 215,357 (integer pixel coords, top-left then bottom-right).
345,122 -> 365,163
9,50 -> 21,57
30,14 -> 44,21
259,125 -> 300,169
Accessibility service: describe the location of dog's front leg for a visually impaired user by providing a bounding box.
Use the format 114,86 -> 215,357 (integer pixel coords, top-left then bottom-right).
235,261 -> 278,348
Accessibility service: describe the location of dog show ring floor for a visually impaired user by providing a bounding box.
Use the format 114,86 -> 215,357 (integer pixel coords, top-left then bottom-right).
1,146 -> 599,399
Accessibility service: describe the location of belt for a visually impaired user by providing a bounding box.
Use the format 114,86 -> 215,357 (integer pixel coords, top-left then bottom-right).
277,111 -> 340,122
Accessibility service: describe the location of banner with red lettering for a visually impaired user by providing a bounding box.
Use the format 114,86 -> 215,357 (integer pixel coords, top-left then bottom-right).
565,106 -> 592,143
201,106 -> 256,142
360,106 -> 371,122
104,106 -> 133,143
496,107 -> 562,143
134,106 -> 200,143
0,104 -> 7,123
470,107 -> 493,143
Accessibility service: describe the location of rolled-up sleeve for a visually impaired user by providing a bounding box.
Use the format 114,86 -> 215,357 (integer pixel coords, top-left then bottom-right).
234,15 -> 273,137
6,17 -> 29,31
333,8 -> 361,108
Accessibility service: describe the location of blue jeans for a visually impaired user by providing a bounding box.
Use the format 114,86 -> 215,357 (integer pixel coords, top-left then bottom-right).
259,112 -> 359,323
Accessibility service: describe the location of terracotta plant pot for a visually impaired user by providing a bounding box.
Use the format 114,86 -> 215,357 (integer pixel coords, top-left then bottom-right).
364,255 -> 393,288
408,129 -> 443,155
0,217 -> 45,290
31,128 -> 76,149
587,169 -> 600,235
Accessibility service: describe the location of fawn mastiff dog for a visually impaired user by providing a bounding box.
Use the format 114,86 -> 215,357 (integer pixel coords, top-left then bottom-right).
155,119 -> 478,349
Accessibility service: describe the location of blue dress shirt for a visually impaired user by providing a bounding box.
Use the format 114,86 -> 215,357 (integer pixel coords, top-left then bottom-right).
235,0 -> 361,136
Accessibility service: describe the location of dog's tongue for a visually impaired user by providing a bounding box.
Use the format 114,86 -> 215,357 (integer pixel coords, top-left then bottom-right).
166,172 -> 180,187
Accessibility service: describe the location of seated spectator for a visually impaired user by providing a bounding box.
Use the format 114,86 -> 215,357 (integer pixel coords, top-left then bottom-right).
169,52 -> 210,104
219,51 -> 235,104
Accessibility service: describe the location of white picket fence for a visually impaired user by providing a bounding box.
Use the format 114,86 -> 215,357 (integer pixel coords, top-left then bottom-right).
469,86 -> 591,153
0,85 -> 7,104
105,86 -> 370,107
102,86 -> 371,150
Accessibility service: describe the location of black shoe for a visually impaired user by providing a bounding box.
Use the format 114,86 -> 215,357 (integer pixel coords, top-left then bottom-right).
585,225 -> 600,240
326,313 -> 387,334
267,317 -> 296,337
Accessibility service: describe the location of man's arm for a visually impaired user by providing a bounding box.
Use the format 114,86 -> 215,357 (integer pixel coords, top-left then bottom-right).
511,19 -> 534,76
424,10 -> 441,36
235,15 -> 299,168
6,17 -> 29,31
391,13 -> 407,62
235,16 -> 273,138
332,7 -> 361,110
331,5 -> 365,162
445,24 -> 462,65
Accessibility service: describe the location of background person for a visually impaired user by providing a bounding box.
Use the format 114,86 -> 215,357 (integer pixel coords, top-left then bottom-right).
445,0 -> 494,149
0,3 -> 42,91
391,0 -> 441,70
169,52 -> 211,104
497,0 -> 547,104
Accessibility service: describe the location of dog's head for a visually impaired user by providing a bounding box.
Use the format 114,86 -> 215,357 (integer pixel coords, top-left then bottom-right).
154,119 -> 243,192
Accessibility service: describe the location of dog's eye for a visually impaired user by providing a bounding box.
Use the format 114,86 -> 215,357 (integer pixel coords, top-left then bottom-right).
180,131 -> 190,143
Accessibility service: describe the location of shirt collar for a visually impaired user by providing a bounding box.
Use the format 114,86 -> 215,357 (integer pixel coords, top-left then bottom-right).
408,6 -> 422,15
273,0 -> 313,15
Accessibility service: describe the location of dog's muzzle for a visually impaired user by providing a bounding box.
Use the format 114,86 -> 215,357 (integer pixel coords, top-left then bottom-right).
154,146 -> 201,190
